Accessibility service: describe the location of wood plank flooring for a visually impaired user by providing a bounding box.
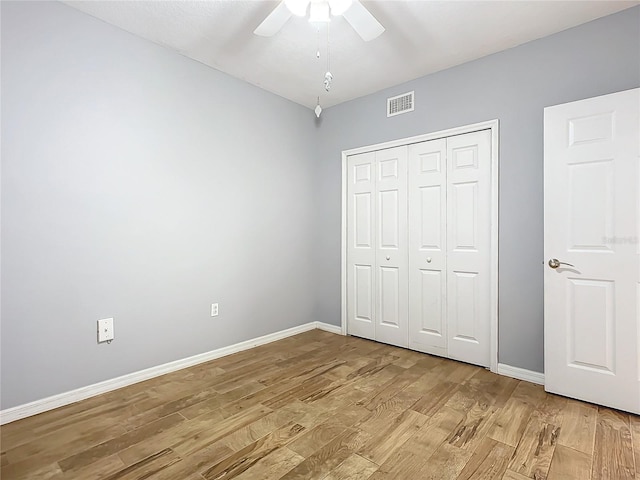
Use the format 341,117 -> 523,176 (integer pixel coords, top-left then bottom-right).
1,329 -> 638,480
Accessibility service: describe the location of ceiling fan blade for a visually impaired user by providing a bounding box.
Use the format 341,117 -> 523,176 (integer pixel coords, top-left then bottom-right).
254,2 -> 292,37
342,0 -> 384,42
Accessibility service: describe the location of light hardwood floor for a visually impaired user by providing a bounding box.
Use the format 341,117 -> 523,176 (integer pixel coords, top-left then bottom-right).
1,329 -> 638,480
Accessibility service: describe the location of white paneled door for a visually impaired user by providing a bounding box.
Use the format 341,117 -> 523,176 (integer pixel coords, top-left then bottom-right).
375,147 -> 409,348
407,131 -> 492,367
544,88 -> 640,414
408,139 -> 448,356
347,147 -> 408,347
445,131 -> 492,367
347,127 -> 495,367
347,151 -> 376,341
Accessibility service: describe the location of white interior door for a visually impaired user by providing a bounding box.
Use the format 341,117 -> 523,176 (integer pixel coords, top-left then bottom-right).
375,147 -> 408,347
346,125 -> 496,365
408,139 -> 448,356
446,130 -> 492,367
544,88 -> 639,414
346,152 -> 376,341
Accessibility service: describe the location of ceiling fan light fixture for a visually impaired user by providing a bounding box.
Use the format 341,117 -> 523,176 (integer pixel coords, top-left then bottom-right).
328,0 -> 352,16
309,2 -> 331,23
284,0 -> 310,17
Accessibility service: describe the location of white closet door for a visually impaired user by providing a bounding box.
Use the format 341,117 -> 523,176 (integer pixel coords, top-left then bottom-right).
346,152 -> 376,340
446,130 -> 492,367
408,139 -> 448,356
375,146 -> 409,347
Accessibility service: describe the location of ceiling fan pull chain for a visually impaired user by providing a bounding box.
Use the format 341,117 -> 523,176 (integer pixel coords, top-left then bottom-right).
324,23 -> 332,92
327,22 -> 330,70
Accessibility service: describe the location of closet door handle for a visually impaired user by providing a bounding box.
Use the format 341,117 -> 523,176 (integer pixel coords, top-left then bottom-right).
385,256 -> 390,260
426,257 -> 432,263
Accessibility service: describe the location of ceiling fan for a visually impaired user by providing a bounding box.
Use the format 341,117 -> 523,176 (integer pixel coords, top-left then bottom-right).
254,0 -> 385,42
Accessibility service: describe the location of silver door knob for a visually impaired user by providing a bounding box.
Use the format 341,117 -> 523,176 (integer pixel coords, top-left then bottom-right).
548,258 -> 574,269
426,257 -> 432,263
386,256 -> 390,260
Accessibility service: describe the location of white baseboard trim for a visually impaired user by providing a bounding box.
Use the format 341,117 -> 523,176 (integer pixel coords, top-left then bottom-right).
315,322 -> 342,335
497,363 -> 545,385
0,321 -> 344,425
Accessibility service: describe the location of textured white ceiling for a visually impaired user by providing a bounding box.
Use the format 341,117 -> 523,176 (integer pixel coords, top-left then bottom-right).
63,1 -> 639,109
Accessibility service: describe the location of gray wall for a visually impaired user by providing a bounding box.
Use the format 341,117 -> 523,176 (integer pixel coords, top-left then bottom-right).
1,1 -> 318,409
2,1 -> 639,410
314,6 -> 640,373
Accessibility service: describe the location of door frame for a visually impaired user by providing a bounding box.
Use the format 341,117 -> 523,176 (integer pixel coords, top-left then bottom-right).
340,119 -> 500,373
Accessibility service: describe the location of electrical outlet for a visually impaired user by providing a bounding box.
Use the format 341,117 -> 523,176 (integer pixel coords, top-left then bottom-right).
211,303 -> 219,317
97,317 -> 114,343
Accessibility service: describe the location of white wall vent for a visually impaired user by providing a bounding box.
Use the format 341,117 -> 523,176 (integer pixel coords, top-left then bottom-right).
387,91 -> 414,117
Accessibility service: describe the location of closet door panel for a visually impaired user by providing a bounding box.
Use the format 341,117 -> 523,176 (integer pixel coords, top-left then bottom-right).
451,181 -> 478,252
449,271 -> 480,341
375,146 -> 409,348
347,152 -> 376,340
408,139 -> 448,355
380,190 -> 400,248
447,130 -> 492,367
380,266 -> 401,326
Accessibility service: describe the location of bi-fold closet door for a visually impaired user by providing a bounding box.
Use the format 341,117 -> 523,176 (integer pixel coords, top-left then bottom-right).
346,146 -> 409,348
347,130 -> 492,368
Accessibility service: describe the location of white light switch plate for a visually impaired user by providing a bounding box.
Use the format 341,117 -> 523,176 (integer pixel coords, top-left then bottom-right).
211,303 -> 219,317
97,317 -> 114,343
